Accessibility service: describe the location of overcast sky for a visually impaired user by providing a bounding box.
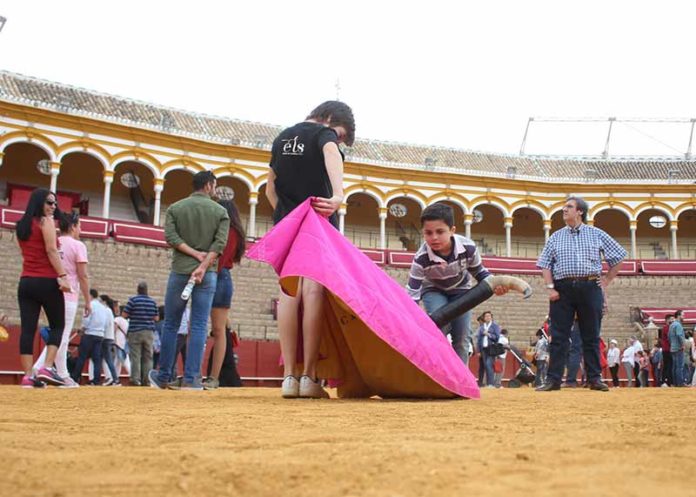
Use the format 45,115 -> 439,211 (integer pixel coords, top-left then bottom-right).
1,0 -> 695,156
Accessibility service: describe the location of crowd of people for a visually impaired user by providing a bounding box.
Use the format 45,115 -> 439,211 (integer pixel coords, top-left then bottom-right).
14,174 -> 245,390
11,99 -> 694,398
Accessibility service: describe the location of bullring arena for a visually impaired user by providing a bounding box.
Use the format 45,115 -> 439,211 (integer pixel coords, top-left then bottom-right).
0,71 -> 695,496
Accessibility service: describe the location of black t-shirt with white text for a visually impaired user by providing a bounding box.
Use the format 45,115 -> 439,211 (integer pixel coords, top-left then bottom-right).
269,121 -> 339,227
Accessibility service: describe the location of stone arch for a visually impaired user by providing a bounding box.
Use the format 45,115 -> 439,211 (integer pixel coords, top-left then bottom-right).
110,161 -> 157,223
676,205 -> 696,259
56,141 -> 110,170
511,207 -> 545,258
590,201 -> 634,222
0,142 -> 54,201
212,166 -> 255,192
510,199 -> 549,221
636,207 -> 672,260
344,192 -> 382,248
0,131 -> 57,161
386,195 -> 424,251
469,196 -> 510,218
160,160 -> 205,178
426,192 -> 469,214
344,184 -> 386,209
634,201 -> 675,221
593,208 -> 631,244
384,188 -> 427,210
111,152 -> 161,178
57,151 -> 106,217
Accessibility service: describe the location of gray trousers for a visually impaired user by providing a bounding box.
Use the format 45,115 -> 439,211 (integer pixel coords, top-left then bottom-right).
127,330 -> 154,385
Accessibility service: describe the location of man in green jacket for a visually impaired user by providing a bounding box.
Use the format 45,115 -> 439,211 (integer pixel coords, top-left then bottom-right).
150,171 -> 229,390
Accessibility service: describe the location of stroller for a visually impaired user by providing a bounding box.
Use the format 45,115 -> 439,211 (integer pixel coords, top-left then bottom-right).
505,344 -> 536,387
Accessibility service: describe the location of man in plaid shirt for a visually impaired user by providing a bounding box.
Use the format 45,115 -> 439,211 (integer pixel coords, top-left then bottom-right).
536,196 -> 627,392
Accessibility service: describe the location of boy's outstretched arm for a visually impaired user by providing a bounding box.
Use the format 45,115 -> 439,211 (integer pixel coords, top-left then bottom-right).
312,142 -> 344,216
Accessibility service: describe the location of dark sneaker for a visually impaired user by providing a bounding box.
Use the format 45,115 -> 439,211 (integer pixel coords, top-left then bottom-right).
21,375 -> 46,388
148,369 -> 168,390
168,377 -> 203,391
589,381 -> 609,392
535,382 -> 561,392
202,377 -> 219,390
36,367 -> 66,386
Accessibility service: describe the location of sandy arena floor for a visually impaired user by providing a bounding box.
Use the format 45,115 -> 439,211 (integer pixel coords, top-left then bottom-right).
1,386 -> 693,497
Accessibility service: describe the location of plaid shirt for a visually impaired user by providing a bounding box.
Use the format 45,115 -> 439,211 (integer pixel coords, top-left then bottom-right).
537,224 -> 627,280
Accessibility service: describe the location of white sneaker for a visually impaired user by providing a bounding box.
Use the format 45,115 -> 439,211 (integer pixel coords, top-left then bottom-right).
281,375 -> 300,398
299,375 -> 329,399
58,377 -> 80,389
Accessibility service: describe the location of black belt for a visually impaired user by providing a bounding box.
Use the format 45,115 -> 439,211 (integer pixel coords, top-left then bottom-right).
558,275 -> 600,282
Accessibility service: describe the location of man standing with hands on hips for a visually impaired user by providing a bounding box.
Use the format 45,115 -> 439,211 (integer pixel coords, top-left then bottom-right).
535,196 -> 627,392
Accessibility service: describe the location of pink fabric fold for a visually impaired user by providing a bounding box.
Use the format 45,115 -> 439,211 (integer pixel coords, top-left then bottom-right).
247,199 -> 480,399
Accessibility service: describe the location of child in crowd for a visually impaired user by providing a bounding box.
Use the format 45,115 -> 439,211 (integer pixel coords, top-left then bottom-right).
637,350 -> 650,387
406,203 -> 506,367
534,329 -> 549,387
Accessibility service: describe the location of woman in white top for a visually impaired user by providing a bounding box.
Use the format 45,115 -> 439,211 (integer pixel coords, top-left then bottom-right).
33,212 -> 89,387
621,343 -> 635,388
606,339 -> 621,388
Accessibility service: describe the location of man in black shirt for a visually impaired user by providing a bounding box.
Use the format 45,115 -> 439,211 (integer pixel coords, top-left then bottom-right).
266,101 -> 355,399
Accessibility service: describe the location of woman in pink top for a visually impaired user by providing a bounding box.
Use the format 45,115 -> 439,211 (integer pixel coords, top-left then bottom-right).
33,212 -> 90,387
16,189 -> 71,387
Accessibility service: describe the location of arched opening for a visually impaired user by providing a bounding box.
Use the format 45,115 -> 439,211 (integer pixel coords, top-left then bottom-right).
593,209 -> 630,253
215,176 -> 251,233
511,207 -> 544,258
160,169 -> 195,225
111,161 -> 156,223
470,204 -> 505,256
636,208 -> 671,260
677,208 -> 696,259
550,210 -> 565,234
0,142 -> 52,208
344,192 -> 381,248
255,184 -> 274,238
386,197 -> 423,251
56,152 -> 104,217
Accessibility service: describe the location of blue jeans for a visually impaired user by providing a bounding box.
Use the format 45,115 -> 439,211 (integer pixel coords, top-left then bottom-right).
477,352 -> 495,386
71,334 -> 103,384
672,351 -> 684,386
565,322 -> 583,384
422,291 -> 472,366
156,271 -> 217,385
547,279 -> 604,385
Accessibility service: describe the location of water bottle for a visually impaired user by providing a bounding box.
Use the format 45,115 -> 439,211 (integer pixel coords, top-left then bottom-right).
181,276 -> 195,301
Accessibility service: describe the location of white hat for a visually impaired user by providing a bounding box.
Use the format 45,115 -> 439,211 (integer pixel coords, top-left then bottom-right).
610,339 -> 618,345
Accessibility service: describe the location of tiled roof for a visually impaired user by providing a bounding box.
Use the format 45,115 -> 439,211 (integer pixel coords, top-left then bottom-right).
1,70 -> 694,183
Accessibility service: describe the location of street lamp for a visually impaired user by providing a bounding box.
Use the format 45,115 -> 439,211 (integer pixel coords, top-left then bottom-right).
0,16 -> 7,33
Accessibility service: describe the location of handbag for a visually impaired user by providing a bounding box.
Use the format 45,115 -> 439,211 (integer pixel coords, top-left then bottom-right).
487,341 -> 505,356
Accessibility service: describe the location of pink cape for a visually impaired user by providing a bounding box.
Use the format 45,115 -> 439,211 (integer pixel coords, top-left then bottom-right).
247,199 -> 480,399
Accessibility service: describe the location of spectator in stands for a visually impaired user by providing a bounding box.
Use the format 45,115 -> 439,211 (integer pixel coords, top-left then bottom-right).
659,315 -> 674,386
16,188 -> 71,387
265,101 -> 355,399
621,340 -> 635,388
533,329 -> 549,387
493,328 -> 509,388
71,289 -> 109,385
650,341 -> 662,387
668,310 -> 686,387
475,311 -> 501,388
606,339 -> 621,388
631,335 -> 644,388
536,196 -> 627,392
151,170 -> 229,391
33,211 -> 90,388
123,281 -> 159,386
407,203 -> 506,369
204,199 -> 246,390
113,302 -> 130,381
637,350 -> 650,387
169,305 -> 190,380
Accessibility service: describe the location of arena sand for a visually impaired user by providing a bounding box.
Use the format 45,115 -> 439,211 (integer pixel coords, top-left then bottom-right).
1,386 -> 693,497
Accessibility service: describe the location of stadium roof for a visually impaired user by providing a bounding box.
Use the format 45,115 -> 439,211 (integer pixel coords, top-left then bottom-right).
0,70 -> 694,184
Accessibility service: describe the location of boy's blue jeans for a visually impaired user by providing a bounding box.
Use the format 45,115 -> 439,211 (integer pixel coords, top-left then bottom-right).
422,291 -> 471,366
156,271 -> 217,385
